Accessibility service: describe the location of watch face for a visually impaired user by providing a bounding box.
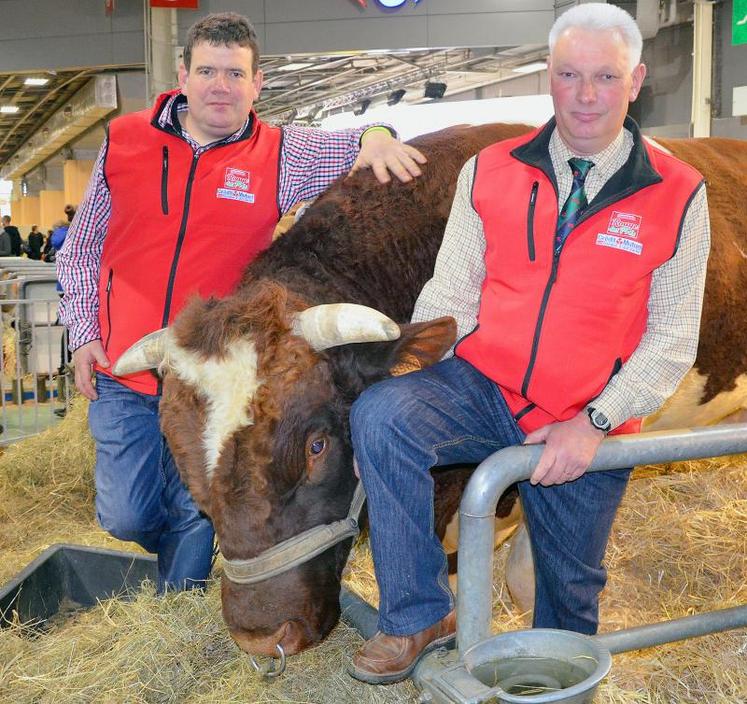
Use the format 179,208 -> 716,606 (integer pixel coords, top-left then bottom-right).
589,408 -> 611,431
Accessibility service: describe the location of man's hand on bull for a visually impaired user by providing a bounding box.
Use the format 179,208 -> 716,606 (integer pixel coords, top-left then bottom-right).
352,128 -> 428,184
523,411 -> 606,487
71,339 -> 110,401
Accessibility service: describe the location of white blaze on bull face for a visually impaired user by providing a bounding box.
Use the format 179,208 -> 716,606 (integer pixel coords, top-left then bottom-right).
168,339 -> 261,478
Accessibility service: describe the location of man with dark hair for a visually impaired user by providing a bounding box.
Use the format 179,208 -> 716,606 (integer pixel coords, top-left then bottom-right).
57,11 -> 425,594
2,215 -> 22,257
182,12 -> 261,76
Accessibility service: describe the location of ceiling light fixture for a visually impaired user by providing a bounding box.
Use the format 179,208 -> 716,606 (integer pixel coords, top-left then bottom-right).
277,62 -> 315,72
353,98 -> 372,116
24,77 -> 49,86
0,106 -> 20,114
423,81 -> 447,100
513,61 -> 548,74
387,89 -> 406,106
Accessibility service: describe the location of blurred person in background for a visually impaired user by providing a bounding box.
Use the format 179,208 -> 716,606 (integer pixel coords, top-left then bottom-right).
42,229 -> 56,262
27,225 -> 44,260
0,224 -> 10,257
2,215 -> 22,256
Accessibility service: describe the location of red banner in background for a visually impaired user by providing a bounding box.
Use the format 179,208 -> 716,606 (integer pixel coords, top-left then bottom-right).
150,0 -> 199,8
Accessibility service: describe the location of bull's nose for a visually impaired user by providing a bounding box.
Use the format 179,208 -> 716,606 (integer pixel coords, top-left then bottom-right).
231,620 -> 309,656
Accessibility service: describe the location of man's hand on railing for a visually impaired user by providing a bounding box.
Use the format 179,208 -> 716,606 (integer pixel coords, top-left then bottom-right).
523,411 -> 606,486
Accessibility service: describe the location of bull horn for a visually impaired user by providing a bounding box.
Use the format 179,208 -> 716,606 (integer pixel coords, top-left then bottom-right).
112,328 -> 170,376
292,304 -> 400,351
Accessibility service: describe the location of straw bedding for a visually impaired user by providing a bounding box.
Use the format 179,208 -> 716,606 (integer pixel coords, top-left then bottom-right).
0,402 -> 745,703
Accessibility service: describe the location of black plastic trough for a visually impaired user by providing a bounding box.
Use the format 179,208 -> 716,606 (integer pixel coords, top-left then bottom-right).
0,543 -> 157,629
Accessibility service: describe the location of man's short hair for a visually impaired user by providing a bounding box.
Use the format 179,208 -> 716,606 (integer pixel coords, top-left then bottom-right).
548,2 -> 643,71
183,12 -> 260,75
1,215 -> 10,223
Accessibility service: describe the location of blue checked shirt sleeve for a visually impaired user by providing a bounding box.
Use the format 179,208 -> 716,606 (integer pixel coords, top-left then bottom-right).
592,184 -> 711,429
278,124 -> 390,213
56,138 -> 111,351
411,157 -> 485,352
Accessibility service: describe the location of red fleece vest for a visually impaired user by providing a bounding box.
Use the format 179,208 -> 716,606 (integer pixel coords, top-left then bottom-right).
457,128 -> 703,434
98,91 -> 281,394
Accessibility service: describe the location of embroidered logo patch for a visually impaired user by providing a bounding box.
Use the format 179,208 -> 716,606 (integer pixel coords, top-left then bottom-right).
596,233 -> 643,255
217,167 -> 255,203
224,168 -> 250,191
596,211 -> 644,255
606,211 -> 642,239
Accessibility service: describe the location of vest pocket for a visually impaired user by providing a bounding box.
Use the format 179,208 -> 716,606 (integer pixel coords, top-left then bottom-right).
527,181 -> 538,261
104,268 -> 113,351
161,146 -> 169,215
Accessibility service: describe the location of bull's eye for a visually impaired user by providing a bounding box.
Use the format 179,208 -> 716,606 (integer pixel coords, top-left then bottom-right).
309,438 -> 326,456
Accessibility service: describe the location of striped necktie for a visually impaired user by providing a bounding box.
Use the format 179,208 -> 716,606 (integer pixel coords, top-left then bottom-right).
555,157 -> 594,254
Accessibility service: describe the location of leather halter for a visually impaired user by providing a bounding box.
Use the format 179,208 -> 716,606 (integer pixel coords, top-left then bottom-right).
222,482 -> 366,585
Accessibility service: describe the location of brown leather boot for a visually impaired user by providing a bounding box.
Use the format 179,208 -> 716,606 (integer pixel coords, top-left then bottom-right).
348,610 -> 456,684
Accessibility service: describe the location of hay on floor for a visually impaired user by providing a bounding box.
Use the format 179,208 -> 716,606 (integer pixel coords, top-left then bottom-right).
0,405 -> 745,703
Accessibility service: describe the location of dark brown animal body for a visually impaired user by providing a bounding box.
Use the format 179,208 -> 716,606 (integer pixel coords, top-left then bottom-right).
150,125 -> 747,657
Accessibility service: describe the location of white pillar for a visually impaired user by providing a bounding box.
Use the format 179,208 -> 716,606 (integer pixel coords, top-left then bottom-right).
691,0 -> 713,138
146,6 -> 179,104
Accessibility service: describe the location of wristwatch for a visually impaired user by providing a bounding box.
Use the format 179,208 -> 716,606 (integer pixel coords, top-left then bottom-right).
587,406 -> 612,433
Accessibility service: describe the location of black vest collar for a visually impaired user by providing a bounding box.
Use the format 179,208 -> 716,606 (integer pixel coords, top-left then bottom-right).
150,91 -> 256,146
509,116 -> 662,218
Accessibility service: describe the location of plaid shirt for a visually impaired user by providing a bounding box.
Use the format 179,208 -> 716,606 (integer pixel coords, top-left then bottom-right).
412,127 -> 711,430
57,92 -> 380,350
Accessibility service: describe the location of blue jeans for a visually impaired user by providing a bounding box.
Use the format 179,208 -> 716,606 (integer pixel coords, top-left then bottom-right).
88,374 -> 214,592
350,356 -> 631,636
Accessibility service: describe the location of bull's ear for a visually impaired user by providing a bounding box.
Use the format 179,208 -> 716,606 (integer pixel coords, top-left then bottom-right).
389,317 -> 457,376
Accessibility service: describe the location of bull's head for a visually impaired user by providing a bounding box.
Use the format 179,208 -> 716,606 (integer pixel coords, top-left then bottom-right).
114,282 -> 456,656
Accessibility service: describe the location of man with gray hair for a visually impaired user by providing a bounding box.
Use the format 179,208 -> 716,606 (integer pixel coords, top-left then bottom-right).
349,2 -> 710,684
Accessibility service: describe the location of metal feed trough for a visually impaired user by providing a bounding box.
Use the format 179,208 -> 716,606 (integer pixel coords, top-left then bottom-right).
0,544 -> 157,630
342,424 -> 747,703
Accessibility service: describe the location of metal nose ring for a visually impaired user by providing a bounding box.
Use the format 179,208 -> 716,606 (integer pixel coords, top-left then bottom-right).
249,643 -> 286,679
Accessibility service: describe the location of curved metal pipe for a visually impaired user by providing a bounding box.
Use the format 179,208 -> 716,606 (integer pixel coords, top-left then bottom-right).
593,604 -> 747,655
457,424 -> 747,653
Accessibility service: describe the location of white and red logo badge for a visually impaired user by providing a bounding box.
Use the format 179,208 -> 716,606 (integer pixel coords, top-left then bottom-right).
217,167 -> 255,204
606,211 -> 642,239
596,211 -> 644,256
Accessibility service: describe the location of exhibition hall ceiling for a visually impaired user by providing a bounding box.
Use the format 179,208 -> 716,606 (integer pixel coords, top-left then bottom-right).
0,66 -> 141,169
257,44 -> 547,124
0,44 -> 546,171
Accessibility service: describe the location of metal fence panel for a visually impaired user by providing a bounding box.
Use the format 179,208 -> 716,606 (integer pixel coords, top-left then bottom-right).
1,295 -> 71,445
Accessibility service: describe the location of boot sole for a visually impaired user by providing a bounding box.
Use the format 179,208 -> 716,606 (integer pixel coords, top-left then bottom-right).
347,632 -> 456,685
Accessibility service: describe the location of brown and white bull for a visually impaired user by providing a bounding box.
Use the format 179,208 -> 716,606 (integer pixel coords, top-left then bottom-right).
115,124 -> 747,658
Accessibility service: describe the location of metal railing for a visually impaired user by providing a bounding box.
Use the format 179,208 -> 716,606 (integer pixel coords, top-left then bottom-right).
456,423 -> 747,653
0,292 -> 71,445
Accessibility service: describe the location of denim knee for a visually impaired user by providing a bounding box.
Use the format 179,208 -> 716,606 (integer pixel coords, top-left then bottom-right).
353,373 -> 417,427
96,499 -> 164,546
